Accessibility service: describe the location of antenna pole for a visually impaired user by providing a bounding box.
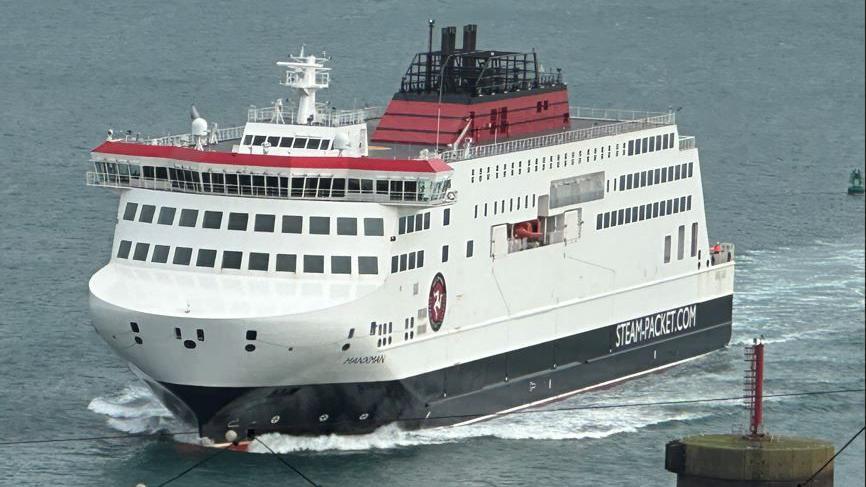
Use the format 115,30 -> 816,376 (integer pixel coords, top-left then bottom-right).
426,19 -> 435,93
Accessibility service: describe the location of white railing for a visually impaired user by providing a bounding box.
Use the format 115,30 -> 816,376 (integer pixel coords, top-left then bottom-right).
247,105 -> 383,126
441,113 -> 675,162
679,135 -> 696,151
569,106 -> 671,122
140,125 -> 245,147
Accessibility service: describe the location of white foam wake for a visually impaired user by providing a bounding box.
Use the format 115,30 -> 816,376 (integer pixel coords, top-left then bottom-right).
87,383 -> 186,436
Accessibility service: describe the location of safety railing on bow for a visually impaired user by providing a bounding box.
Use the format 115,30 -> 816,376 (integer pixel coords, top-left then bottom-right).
678,136 -> 696,151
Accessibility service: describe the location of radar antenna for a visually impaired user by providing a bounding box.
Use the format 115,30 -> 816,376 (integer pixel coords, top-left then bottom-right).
277,47 -> 331,125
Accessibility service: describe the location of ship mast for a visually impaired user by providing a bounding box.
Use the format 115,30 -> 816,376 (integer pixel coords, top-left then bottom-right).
276,46 -> 331,125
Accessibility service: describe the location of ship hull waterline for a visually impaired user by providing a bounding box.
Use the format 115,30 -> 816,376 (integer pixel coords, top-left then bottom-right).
128,295 -> 733,441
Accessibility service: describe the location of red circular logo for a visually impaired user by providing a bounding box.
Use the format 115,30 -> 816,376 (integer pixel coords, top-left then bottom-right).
428,273 -> 447,331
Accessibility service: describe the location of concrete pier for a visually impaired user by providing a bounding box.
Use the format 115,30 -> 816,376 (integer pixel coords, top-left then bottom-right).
665,434 -> 835,486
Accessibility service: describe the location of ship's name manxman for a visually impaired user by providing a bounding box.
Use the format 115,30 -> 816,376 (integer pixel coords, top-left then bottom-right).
343,354 -> 386,366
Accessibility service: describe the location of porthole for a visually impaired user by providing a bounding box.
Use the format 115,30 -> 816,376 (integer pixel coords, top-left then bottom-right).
341,343 -> 350,352
319,414 -> 329,422
359,413 -> 369,420
245,344 -> 256,352
134,336 -> 143,345
129,322 -> 140,333
183,340 -> 196,349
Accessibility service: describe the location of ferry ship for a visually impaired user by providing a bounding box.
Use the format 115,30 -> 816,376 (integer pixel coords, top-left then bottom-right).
87,24 -> 735,443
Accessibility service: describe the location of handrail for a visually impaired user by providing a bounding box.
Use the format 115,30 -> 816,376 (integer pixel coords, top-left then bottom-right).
441,113 -> 675,162
247,106 -> 383,126
569,106 -> 671,122
678,136 -> 696,151
140,125 -> 245,147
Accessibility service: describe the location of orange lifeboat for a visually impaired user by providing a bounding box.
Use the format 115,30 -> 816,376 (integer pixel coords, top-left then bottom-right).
514,220 -> 542,241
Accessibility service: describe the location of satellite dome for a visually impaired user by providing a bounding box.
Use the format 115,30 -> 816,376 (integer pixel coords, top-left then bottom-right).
190,105 -> 208,136
333,131 -> 351,151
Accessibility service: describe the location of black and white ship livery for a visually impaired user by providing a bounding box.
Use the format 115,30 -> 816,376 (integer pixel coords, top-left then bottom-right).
87,24 -> 735,444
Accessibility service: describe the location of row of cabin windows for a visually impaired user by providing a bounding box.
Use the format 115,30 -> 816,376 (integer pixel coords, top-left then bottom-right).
115,240 -> 379,274
390,250 -> 425,273
398,212 -> 430,234
596,195 -> 693,230
663,223 -> 700,263
628,133 -> 675,156
475,194 -> 536,219
93,161 -> 445,202
121,202 -> 384,236
469,144 -> 628,184
242,134 -> 332,151
612,162 -> 694,192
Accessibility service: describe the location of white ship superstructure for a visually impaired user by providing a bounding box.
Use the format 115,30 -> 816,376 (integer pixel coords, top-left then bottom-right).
87,24 -> 734,443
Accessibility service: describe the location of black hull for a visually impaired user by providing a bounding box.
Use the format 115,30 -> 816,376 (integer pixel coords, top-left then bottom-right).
144,295 -> 733,441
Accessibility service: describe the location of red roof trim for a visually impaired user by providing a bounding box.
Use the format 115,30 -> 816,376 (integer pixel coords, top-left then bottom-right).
91,141 -> 452,174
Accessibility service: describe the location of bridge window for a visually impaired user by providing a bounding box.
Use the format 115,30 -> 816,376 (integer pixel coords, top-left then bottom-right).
123,202 -> 138,221
292,137 -> 308,149
173,247 -> 192,265
276,254 -> 297,272
282,215 -> 302,234
222,250 -> 242,269
117,240 -> 132,259
254,214 -> 275,232
279,137 -> 293,148
196,249 -> 216,268
228,212 -> 248,231
243,135 -> 253,145
306,138 -> 321,149
152,245 -> 170,263
267,136 -> 280,147
252,135 -> 266,146
249,252 -> 269,271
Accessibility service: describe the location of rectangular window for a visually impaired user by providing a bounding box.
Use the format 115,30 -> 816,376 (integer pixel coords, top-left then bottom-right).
331,256 -> 351,274
408,252 -> 416,270
133,243 -> 150,261
282,215 -> 302,234
691,222 -> 699,257
687,195 -> 693,210
596,214 -> 603,230
279,137 -> 293,148
632,206 -> 638,222
117,240 -> 132,258
662,134 -> 669,150
178,209 -> 198,227
654,168 -> 661,184
656,134 -> 662,150
640,172 -> 647,187
226,212 -> 248,231
203,211 -> 223,229
399,254 -> 408,271
648,170 -> 655,186
628,140 -> 634,156
660,201 -> 667,217
123,202 -> 138,221
466,240 -> 474,257
391,255 -> 398,273
196,249 -> 217,267
661,169 -> 668,183
423,212 -> 431,230
337,217 -> 358,236
641,137 -> 648,153
603,212 -> 611,228
677,225 -> 686,260
254,214 -> 275,232
664,235 -> 672,263
639,205 -> 646,221
173,247 -> 192,265
617,209 -> 625,224
398,216 -> 407,235
276,254 -> 297,272
363,217 -> 384,236
653,202 -> 660,218
625,208 -> 632,224
292,137 -> 308,149
309,216 -> 330,235
139,205 -> 156,223
157,207 -> 176,225
674,198 -> 680,213
626,174 -> 633,189
443,208 -> 451,226
252,135 -> 266,146
303,255 -> 324,273
415,214 -> 424,231
243,135 -> 253,145
222,250 -> 242,269
667,199 -> 674,214
675,165 -> 682,180
417,250 -> 425,267
151,245 -> 170,263
649,136 -> 655,152
668,166 -> 675,181
248,252 -> 269,271
688,162 -> 694,177
358,256 -> 378,275
442,245 -> 449,262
